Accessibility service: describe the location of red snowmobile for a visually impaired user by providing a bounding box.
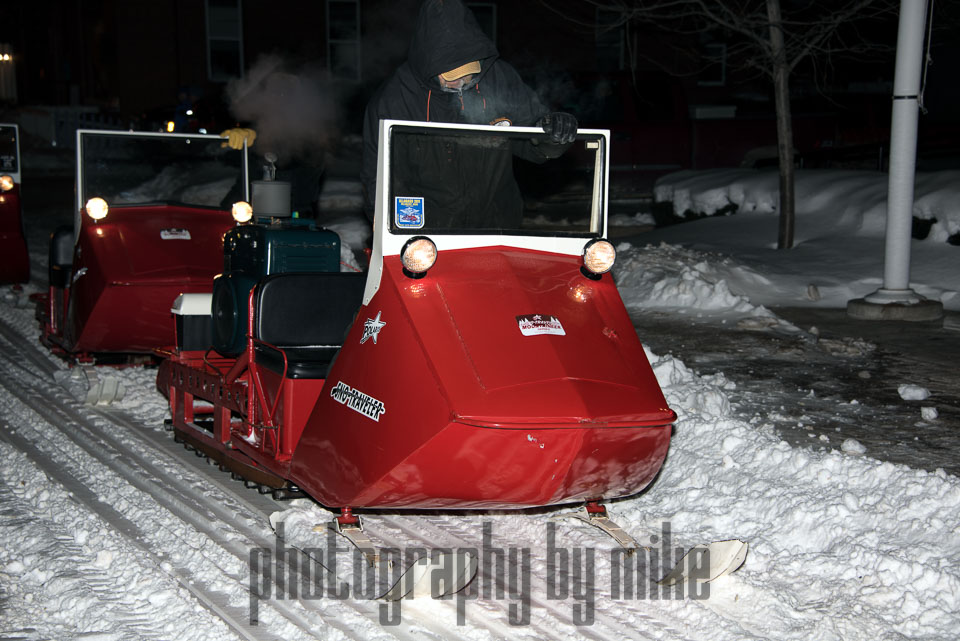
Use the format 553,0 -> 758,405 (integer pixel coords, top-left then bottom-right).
0,124 -> 29,284
36,130 -> 248,362
158,119 -> 676,520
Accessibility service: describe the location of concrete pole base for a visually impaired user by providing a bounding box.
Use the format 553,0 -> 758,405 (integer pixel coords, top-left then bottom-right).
847,293 -> 944,322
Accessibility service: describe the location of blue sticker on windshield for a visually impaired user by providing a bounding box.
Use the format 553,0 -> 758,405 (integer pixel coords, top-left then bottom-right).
395,196 -> 424,229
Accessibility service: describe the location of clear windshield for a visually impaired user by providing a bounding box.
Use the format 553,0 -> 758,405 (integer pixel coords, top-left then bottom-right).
79,132 -> 245,210
0,126 -> 18,173
388,126 -> 605,236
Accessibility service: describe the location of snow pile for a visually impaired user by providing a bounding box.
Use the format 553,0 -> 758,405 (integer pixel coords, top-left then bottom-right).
840,438 -> 868,455
643,170 -> 960,310
610,211 -> 656,228
113,164 -> 239,207
318,176 -> 365,212
614,242 -> 765,314
654,168 -> 960,244
621,347 -> 960,639
898,384 -> 931,401
612,242 -> 803,333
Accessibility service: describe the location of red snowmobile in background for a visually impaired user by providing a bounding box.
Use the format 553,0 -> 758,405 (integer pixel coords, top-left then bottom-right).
36,130 -> 249,362
0,124 -> 29,284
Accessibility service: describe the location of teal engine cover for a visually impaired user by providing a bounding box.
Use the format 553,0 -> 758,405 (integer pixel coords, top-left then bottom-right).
211,222 -> 342,357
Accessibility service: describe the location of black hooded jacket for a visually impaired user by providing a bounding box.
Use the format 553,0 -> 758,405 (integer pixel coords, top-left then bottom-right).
360,0 -> 553,223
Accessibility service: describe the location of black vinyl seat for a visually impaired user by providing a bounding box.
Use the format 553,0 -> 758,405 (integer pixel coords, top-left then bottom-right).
252,272 -> 366,379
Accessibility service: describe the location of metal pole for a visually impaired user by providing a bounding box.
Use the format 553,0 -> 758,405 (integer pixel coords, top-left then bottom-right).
848,0 -> 942,321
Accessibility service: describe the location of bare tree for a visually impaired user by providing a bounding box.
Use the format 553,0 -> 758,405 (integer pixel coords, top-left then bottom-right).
544,0 -> 899,249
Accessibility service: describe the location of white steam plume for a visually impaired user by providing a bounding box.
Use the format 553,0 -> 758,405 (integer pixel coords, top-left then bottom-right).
226,54 -> 342,163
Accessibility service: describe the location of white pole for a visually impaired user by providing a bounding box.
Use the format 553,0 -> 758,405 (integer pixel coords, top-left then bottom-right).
849,0 -> 942,320
865,0 -> 926,304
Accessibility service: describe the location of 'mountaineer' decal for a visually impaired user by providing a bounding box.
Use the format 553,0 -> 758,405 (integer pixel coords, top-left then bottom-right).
516,314 -> 565,337
330,381 -> 386,422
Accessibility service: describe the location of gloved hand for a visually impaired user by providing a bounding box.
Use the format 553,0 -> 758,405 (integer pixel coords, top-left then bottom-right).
220,127 -> 257,150
537,112 -> 577,144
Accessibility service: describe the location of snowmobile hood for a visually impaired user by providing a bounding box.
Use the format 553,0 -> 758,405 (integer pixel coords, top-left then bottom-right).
80,205 -> 232,282
408,0 -> 498,88
403,247 -> 674,426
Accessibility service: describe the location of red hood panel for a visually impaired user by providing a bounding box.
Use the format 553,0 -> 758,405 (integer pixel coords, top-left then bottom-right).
83,206 -> 231,281
401,248 -> 672,425
435,252 -> 631,388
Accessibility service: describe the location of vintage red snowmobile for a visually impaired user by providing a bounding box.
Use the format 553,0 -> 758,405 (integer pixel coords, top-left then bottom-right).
36,130 -> 249,362
158,119 -> 677,530
0,123 -> 29,284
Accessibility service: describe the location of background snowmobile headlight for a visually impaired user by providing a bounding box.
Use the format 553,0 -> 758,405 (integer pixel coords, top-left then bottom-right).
85,197 -> 109,221
232,200 -> 253,223
582,238 -> 616,276
0,175 -> 13,192
401,236 -> 437,278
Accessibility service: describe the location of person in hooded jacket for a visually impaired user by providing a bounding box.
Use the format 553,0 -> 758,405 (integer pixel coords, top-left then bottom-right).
360,0 -> 578,227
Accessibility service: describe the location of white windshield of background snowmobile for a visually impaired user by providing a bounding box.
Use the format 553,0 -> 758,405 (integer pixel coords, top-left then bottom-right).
363,119 -> 612,306
0,123 -> 21,185
73,129 -> 250,244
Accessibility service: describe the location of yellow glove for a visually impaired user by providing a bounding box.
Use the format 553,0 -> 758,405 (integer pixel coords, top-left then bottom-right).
220,127 -> 256,150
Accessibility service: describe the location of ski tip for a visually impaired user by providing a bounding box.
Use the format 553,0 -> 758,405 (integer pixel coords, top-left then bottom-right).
658,539 -> 748,586
380,551 -> 478,601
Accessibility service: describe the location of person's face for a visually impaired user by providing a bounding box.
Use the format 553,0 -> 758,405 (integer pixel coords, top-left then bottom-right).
438,73 -> 475,91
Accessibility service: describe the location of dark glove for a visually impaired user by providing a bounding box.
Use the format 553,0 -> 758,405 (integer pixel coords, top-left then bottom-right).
537,112 -> 577,144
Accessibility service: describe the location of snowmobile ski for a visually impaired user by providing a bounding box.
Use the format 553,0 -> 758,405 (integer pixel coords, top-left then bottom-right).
657,539 -> 749,585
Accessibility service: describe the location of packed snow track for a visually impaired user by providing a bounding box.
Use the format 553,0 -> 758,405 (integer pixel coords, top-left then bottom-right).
0,312 -> 706,641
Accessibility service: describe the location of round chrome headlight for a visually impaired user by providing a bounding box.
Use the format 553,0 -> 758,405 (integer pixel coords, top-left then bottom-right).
232,201 -> 253,223
401,236 -> 437,277
582,238 -> 616,275
0,175 -> 13,192
85,197 -> 109,221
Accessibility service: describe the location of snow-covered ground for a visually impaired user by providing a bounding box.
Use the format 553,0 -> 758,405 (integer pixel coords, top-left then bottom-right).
638,168 -> 959,312
1,168 -> 959,640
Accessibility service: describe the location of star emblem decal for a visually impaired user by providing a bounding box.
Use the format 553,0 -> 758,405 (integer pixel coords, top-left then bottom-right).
361,311 -> 386,345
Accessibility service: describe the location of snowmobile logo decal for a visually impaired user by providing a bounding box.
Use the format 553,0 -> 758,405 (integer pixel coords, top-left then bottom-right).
394,196 -> 424,229
361,311 -> 386,345
516,314 -> 566,336
330,381 -> 386,422
160,228 -> 191,240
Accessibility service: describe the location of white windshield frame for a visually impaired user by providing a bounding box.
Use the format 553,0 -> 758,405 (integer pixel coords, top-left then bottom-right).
363,119 -> 611,306
74,129 -> 250,237
0,123 -> 20,184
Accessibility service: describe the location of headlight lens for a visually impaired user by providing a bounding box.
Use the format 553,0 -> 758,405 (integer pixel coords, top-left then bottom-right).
232,201 -> 253,223
582,238 -> 616,275
401,237 -> 437,276
0,175 -> 13,192
85,197 -> 109,220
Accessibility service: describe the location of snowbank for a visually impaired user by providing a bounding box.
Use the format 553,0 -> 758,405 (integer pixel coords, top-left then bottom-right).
654,169 -> 960,245
638,169 -> 960,310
